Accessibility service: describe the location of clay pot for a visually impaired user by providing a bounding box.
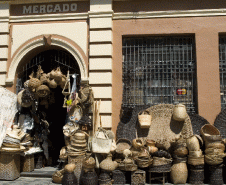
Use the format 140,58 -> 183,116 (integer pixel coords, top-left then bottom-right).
173,103 -> 187,121
99,154 -> 119,172
186,135 -> 201,151
170,161 -> 188,184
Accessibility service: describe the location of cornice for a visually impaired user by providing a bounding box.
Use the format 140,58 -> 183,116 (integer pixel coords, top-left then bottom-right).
9,12 -> 88,22
113,9 -> 226,20
8,0 -> 88,5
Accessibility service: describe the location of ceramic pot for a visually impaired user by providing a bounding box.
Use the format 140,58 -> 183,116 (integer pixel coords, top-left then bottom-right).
173,104 -> 187,121
99,154 -> 118,172
170,161 -> 188,184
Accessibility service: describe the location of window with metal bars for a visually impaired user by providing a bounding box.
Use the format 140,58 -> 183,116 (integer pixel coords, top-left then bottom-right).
219,36 -> 226,109
122,36 -> 197,113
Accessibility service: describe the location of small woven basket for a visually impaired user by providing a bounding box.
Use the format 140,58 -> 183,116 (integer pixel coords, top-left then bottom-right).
131,170 -> 146,185
80,171 -> 98,185
149,163 -> 172,173
200,124 -> 220,139
116,138 -> 132,154
20,154 -> 34,172
0,152 -> 20,180
112,169 -> 126,185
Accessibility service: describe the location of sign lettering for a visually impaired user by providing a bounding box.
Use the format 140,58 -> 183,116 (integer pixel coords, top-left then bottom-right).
22,3 -> 78,15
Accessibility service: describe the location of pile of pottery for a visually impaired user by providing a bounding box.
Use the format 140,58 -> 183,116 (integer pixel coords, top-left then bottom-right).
1,125 -> 26,152
187,135 -> 204,166
67,130 -> 88,156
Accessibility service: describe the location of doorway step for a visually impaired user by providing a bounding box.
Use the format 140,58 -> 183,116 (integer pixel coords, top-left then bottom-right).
20,167 -> 56,178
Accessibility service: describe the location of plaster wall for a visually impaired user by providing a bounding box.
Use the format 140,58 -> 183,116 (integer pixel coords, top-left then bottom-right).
11,21 -> 88,58
112,16 -> 224,133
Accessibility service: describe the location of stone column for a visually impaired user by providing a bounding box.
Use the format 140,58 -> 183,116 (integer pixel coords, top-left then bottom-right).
89,0 -> 113,128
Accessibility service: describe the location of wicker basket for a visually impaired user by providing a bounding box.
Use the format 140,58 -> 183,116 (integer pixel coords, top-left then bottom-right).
149,163 -> 172,173
68,155 -> 85,184
131,170 -> 146,185
208,164 -> 224,185
0,152 -> 20,180
188,165 -> 204,184
146,104 -> 193,150
81,171 -> 98,185
188,113 -> 210,136
200,124 -> 221,145
20,154 -> 34,172
116,138 -> 132,154
62,171 -> 78,185
112,169 -> 126,185
214,108 -> 226,139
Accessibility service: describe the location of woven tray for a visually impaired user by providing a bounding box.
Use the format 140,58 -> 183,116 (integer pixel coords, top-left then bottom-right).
188,113 -> 210,136
146,104 -> 193,150
214,108 -> 226,139
116,105 -> 150,142
0,152 -> 20,180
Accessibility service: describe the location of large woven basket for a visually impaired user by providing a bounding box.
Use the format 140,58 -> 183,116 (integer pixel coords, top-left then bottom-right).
208,164 -> 224,185
188,165 -> 204,184
131,170 -> 146,185
112,169 -> 126,185
20,154 -> 34,172
146,104 -> 193,150
188,113 -> 210,136
214,108 -> 226,139
0,152 -> 20,180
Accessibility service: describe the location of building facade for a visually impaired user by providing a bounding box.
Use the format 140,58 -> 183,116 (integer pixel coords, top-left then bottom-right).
0,0 -> 226,133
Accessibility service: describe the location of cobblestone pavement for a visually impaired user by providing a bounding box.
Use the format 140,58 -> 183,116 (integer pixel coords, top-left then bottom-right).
0,177 -> 57,185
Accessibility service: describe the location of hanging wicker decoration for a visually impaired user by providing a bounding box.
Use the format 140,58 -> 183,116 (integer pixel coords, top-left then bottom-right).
48,79 -> 57,89
60,75 -> 68,89
36,85 -> 50,98
28,77 -> 42,92
17,89 -> 32,108
40,73 -> 49,84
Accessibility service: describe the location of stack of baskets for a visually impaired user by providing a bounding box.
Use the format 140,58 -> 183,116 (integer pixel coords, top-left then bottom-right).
186,135 -> 205,184
200,124 -> 226,184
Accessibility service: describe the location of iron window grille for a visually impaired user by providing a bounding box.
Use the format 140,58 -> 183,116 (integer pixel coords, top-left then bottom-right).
219,36 -> 226,109
122,36 -> 197,113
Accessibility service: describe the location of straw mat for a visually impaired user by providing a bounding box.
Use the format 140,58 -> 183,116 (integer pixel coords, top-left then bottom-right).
146,104 -> 193,149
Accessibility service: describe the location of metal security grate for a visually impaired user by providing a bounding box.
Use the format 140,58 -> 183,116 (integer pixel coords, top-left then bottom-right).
122,36 -> 197,113
219,36 -> 226,109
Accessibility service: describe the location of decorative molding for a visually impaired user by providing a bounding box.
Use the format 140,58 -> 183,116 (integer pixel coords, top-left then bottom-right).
88,10 -> 113,18
9,12 -> 88,22
113,9 -> 226,20
9,0 -> 89,4
0,16 -> 9,22
6,36 -> 88,85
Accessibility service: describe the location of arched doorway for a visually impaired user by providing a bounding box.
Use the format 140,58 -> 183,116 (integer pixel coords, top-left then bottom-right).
16,48 -> 81,166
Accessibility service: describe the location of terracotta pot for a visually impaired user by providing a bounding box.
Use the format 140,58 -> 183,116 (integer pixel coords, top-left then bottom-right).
173,103 -> 187,121
170,162 -> 188,184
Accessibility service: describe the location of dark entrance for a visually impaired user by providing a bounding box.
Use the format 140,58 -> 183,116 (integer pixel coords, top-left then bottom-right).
16,49 -> 80,166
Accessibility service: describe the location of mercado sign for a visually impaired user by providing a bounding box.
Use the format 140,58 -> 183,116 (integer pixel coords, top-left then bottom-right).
10,1 -> 90,16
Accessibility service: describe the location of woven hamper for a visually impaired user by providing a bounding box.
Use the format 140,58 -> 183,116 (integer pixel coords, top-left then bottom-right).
208,164 -> 224,185
20,154 -> 34,172
0,152 -> 20,180
188,165 -> 204,184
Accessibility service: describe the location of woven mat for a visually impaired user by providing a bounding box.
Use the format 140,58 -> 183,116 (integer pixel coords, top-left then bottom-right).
188,113 -> 210,136
214,108 -> 226,139
146,104 -> 193,149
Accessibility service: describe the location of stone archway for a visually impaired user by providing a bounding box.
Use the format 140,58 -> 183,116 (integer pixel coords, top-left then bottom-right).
6,35 -> 89,86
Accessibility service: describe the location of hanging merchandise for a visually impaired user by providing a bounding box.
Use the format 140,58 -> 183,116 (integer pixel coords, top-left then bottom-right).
68,105 -> 83,123
92,127 -> 112,154
28,72 -> 42,92
36,85 -> 50,98
18,114 -> 34,133
62,71 -> 71,108
48,79 -> 58,89
17,89 -> 33,108
0,86 -> 18,147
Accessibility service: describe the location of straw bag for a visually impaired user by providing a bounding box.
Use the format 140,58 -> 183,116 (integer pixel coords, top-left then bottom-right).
92,127 -> 112,154
138,110 -> 151,128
